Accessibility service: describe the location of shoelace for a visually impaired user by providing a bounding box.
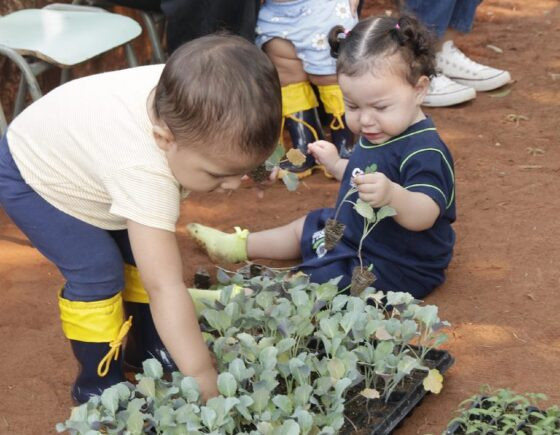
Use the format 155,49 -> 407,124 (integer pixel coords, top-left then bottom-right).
446,44 -> 486,71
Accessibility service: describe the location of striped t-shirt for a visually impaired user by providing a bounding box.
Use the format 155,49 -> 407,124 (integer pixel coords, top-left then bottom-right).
7,64 -> 186,232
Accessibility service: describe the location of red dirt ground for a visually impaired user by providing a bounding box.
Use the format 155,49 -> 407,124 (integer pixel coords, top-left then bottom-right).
1,0 -> 559,433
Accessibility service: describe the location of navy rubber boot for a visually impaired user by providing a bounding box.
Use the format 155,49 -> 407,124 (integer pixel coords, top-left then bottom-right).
280,108 -> 324,177
329,114 -> 355,159
123,301 -> 178,373
70,340 -> 125,404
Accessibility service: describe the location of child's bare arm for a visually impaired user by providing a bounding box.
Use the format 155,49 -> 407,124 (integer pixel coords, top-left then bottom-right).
354,173 -> 439,231
127,220 -> 218,401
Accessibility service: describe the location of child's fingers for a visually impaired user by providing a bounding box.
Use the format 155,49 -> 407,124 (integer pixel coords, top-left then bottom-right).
353,173 -> 379,185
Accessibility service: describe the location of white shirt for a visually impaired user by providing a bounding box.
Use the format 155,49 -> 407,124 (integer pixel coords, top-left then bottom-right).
7,65 -> 185,232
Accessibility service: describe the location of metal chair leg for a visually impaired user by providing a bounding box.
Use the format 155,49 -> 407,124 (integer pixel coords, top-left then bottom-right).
124,43 -> 138,67
0,45 -> 44,122
0,103 -> 7,136
141,11 -> 166,63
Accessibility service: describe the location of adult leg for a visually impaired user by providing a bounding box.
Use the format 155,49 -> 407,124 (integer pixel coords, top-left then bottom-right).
309,73 -> 355,160
436,1 -> 511,91
187,216 -> 306,264
161,0 -> 261,53
264,38 -> 324,178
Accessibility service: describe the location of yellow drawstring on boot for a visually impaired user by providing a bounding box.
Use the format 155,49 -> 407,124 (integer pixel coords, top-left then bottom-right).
97,315 -> 133,377
317,84 -> 346,130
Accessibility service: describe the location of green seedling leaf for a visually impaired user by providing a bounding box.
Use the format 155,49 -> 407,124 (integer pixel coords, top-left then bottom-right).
279,419 -> 301,435
126,408 -> 145,434
327,358 -> 346,380
136,377 -> 156,398
251,388 -> 271,413
203,309 -> 232,332
282,171 -> 300,191
276,337 -> 296,354
354,199 -> 375,221
100,385 -> 120,415
154,404 -> 174,428
386,291 -> 414,306
259,346 -> 278,371
217,372 -> 238,397
228,358 -> 252,382
266,142 -> 286,168
293,385 -> 313,407
294,409 -> 313,434
200,406 -> 217,430
180,377 -> 201,403
320,316 -> 339,339
142,358 -> 164,379
376,205 -> 397,221
272,394 -> 293,415
365,163 -> 377,173
316,282 -> 338,301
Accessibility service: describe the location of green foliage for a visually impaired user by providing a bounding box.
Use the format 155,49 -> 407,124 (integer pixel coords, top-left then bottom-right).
446,386 -> 560,434
58,271 -> 449,434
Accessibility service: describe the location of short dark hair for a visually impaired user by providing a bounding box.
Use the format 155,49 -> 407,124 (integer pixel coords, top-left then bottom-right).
329,14 -> 436,86
154,34 -> 281,159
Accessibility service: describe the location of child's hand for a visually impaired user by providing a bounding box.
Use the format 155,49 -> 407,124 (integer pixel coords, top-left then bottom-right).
308,140 -> 340,174
354,172 -> 395,208
195,366 -> 219,402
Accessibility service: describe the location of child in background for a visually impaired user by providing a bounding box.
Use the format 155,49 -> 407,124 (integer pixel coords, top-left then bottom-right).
0,35 -> 281,403
256,0 -> 359,177
189,15 -> 456,299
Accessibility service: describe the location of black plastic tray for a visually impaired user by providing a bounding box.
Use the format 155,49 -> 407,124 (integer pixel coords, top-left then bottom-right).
444,402 -> 543,434
341,348 -> 454,435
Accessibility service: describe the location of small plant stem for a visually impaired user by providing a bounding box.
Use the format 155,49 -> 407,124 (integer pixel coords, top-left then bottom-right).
343,415 -> 359,433
333,187 -> 358,221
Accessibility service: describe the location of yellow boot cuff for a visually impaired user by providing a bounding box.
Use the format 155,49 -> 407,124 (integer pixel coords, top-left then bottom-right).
122,263 -> 242,317
123,264 -> 150,303
58,291 -> 124,342
317,84 -> 345,130
281,82 -> 319,116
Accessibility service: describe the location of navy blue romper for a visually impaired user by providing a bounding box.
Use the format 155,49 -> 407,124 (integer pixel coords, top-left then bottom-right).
298,118 -> 456,298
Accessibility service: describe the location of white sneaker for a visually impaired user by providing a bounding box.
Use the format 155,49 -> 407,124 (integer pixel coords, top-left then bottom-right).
423,74 -> 476,107
437,40 -> 512,91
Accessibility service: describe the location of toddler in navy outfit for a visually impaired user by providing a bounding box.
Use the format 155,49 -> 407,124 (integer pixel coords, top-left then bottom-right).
189,14 -> 456,299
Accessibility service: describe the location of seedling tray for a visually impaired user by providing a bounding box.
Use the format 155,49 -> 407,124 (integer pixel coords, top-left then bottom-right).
341,348 -> 454,435
444,402 -> 546,434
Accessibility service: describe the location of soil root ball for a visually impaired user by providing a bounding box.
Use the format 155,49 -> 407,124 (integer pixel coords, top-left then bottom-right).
324,218 -> 345,251
350,266 -> 376,295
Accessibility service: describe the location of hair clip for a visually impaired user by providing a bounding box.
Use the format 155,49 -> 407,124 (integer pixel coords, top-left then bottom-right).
337,29 -> 350,40
395,23 -> 401,30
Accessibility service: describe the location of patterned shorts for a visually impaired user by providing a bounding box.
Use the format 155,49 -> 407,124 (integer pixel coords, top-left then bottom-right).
256,0 -> 358,75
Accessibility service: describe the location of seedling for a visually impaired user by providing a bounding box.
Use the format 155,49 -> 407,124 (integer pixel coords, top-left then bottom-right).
57,269 -> 450,434
322,163 -> 397,294
446,386 -> 560,434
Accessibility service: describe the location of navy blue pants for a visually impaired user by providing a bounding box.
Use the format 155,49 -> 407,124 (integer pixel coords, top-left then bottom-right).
0,134 -> 134,302
404,0 -> 482,38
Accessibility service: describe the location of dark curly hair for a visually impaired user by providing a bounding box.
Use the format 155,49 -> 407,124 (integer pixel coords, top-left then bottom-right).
328,14 -> 436,86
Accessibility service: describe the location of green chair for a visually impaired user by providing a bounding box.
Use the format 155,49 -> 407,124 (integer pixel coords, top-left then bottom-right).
0,3 -> 142,135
